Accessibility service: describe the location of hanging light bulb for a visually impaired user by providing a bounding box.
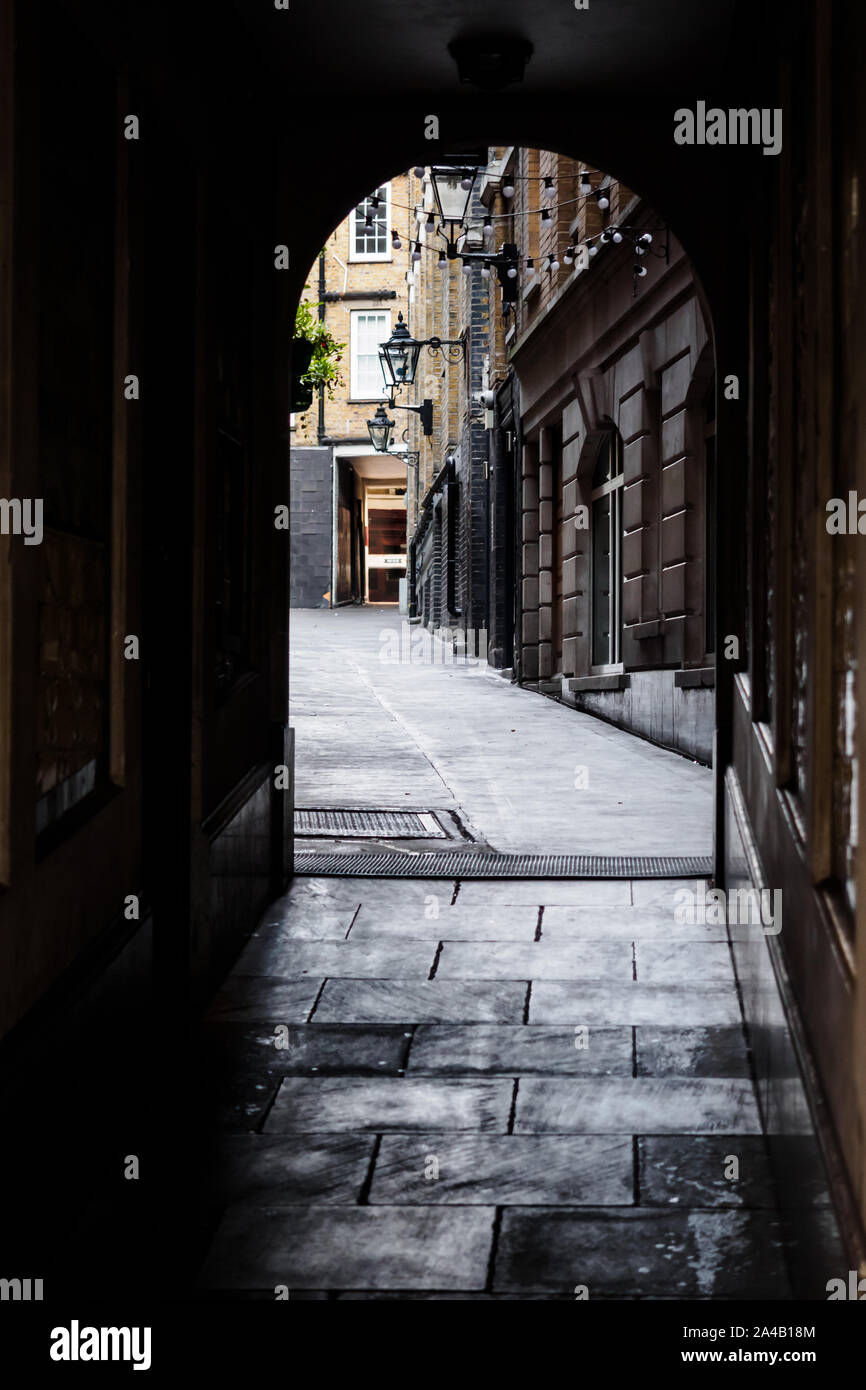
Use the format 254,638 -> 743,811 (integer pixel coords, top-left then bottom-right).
541,208 -> 551,225
463,258 -> 473,273
563,245 -> 575,265
364,214 -> 374,229
481,261 -> 491,278
426,211 -> 435,228
525,258 -> 536,285
412,241 -> 422,262
634,263 -> 648,277
483,214 -> 494,234
579,171 -> 593,194
391,230 -> 402,250
461,170 -> 473,190
548,253 -> 560,273
370,195 -> 380,209
414,166 -> 426,178
611,228 -> 623,243
635,242 -> 646,256
640,232 -> 653,245
502,177 -> 515,198
600,229 -> 611,244
437,250 -> 447,268
594,190 -> 610,210
588,242 -> 598,257
543,176 -> 555,198
507,264 -> 518,278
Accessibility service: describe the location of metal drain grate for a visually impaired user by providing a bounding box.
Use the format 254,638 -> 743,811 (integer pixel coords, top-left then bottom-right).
294,850 -> 713,879
294,809 -> 446,839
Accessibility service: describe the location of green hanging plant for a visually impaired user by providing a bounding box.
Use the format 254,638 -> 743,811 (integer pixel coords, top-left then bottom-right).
294,287 -> 345,406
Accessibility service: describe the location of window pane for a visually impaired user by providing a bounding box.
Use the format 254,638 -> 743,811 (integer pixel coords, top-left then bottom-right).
592,436 -> 613,488
592,492 -> 612,665
354,312 -> 388,397
612,484 -> 622,663
353,186 -> 388,255
705,430 -> 716,652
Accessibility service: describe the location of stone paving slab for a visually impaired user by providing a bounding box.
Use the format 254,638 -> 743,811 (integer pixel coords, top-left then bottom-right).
205,1088 -> 281,1134
253,910 -> 359,941
634,942 -> 735,986
233,938 -> 437,979
407,1024 -> 633,1075
200,1023 -> 412,1078
265,1076 -> 514,1132
206,977 -> 324,1024
638,1135 -> 776,1208
541,906 -> 727,941
349,904 -> 538,940
207,1134 -> 375,1204
435,940 -> 631,981
631,878 -> 708,907
270,876 -> 454,915
199,1205 -> 497,1291
455,881 -> 632,907
334,1291 -> 573,1300
203,1290 -> 333,1300
493,1208 -> 790,1297
369,1134 -> 634,1205
635,1027 -> 751,1077
515,1078 -> 762,1134
528,982 -> 742,1026
313,978 -> 528,1024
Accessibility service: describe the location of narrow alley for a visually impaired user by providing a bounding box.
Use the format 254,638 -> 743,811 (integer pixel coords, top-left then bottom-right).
193,609 -> 837,1299
4,0 -> 865,1353
289,608 -> 713,858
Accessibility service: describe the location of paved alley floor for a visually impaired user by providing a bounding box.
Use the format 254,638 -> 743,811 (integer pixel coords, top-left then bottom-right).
196,872 -> 794,1299
289,606 -> 712,857
192,611 -> 796,1299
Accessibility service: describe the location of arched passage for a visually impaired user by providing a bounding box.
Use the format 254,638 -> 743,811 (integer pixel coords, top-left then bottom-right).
290,144 -> 719,827
0,0 -> 863,1323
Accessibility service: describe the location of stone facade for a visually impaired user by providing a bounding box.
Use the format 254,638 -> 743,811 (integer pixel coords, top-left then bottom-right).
509,230 -> 715,762
405,149 -> 714,762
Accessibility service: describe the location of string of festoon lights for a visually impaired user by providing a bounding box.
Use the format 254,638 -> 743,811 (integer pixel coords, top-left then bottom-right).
356,170 -> 667,293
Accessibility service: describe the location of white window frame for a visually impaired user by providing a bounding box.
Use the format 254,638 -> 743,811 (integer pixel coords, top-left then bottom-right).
350,309 -> 391,401
350,183 -> 392,262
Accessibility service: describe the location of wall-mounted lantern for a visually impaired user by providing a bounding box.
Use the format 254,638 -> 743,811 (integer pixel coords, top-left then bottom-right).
367,403 -> 395,453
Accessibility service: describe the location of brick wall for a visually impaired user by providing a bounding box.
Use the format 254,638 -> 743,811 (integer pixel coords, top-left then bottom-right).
293,173 -> 412,448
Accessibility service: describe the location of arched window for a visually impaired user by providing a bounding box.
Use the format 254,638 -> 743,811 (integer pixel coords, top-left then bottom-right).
591,430 -> 624,667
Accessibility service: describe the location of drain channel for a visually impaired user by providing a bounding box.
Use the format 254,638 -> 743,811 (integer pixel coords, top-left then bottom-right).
294,850 -> 713,879
294,808 -> 446,839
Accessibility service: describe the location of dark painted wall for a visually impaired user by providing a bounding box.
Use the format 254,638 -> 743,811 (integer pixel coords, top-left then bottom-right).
290,446 -> 332,608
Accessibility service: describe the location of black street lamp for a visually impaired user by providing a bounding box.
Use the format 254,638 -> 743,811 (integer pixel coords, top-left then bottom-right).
430,166 -> 478,229
379,312 -> 423,389
367,403 -> 395,453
